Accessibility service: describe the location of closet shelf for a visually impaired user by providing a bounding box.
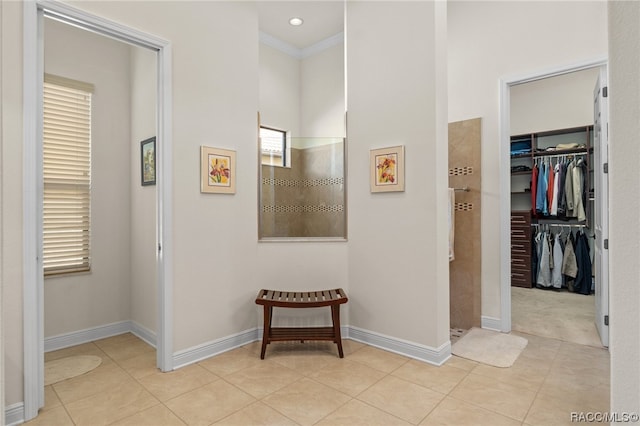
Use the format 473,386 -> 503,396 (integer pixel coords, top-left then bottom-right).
510,153 -> 532,159
532,147 -> 590,158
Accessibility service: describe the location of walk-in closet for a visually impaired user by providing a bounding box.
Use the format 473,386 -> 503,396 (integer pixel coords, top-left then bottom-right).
509,67 -> 608,348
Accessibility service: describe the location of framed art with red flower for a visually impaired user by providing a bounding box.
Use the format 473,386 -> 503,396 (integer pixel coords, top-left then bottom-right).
370,145 -> 405,192
200,146 -> 236,194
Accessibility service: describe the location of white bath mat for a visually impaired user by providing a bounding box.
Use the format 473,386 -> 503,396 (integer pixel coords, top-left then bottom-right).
452,327 -> 528,368
45,355 -> 102,385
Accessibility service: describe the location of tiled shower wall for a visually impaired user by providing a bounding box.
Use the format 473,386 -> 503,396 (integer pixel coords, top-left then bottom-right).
261,142 -> 345,238
448,118 -> 482,330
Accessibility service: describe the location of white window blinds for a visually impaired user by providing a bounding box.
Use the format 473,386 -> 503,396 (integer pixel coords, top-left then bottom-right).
43,74 -> 93,276
260,127 -> 285,156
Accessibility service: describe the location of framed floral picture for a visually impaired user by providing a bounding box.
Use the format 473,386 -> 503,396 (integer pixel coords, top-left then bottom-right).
200,146 -> 236,194
140,137 -> 156,186
370,145 -> 405,192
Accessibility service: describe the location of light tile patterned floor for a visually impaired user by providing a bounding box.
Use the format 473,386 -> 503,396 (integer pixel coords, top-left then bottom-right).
28,332 -> 609,425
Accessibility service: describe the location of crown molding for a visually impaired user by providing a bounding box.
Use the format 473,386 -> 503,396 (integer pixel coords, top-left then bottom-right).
260,31 -> 343,60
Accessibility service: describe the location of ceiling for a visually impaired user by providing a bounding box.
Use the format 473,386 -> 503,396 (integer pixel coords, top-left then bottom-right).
257,1 -> 344,49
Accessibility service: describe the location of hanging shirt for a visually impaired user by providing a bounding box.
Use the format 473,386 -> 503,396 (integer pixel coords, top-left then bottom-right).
572,161 -> 586,222
550,163 -> 560,216
561,232 -> 578,279
551,233 -> 564,288
556,161 -> 567,217
542,163 -> 549,216
574,231 -> 593,294
536,162 -> 547,215
536,231 -> 552,288
547,161 -> 555,216
565,161 -> 575,217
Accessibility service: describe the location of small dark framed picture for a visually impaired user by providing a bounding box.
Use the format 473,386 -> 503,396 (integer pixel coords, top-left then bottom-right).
140,137 -> 156,186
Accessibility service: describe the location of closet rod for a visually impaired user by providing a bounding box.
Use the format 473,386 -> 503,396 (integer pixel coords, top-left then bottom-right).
531,223 -> 586,228
453,186 -> 469,192
533,151 -> 588,160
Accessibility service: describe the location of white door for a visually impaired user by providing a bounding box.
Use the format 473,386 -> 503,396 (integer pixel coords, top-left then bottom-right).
593,66 -> 609,347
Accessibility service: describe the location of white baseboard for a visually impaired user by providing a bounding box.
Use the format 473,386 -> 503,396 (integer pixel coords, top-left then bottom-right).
14,323 -> 452,423
130,322 -> 157,348
172,328 -> 260,369
44,320 -> 156,353
481,316 -> 503,332
347,326 -> 451,366
170,325 -> 450,369
5,402 -> 24,426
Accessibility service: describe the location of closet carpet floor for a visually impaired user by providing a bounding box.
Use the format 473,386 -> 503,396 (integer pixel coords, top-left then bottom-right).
27,331 -> 609,426
511,286 -> 603,348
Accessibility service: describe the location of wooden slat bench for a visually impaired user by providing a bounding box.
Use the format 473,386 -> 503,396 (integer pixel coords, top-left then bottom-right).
255,288 -> 348,359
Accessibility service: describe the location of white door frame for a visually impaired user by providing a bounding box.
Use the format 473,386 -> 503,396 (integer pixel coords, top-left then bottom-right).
499,57 -> 608,333
23,1 -> 173,420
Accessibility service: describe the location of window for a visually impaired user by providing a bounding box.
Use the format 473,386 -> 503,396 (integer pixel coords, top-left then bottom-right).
260,126 -> 287,167
43,74 -> 93,276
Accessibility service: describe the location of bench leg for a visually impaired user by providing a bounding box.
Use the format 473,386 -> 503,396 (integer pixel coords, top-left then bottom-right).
331,304 -> 344,358
260,306 -> 273,359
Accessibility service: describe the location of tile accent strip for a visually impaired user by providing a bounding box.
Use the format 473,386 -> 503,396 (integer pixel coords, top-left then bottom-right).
454,202 -> 474,211
449,166 -> 474,176
262,204 -> 344,213
262,177 -> 344,187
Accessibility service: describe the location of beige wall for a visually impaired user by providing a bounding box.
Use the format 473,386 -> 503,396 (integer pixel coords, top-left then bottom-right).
300,44 -> 345,138
510,67 -> 601,136
43,18 -> 133,338
259,44 -> 300,136
346,1 -> 450,348
130,46 -> 158,334
447,0 -> 607,322
608,0 -> 640,414
259,38 -> 344,138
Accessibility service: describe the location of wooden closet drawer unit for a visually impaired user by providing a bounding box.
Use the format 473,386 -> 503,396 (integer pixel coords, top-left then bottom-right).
510,211 -> 530,226
511,210 -> 532,288
511,270 -> 531,287
511,240 -> 531,256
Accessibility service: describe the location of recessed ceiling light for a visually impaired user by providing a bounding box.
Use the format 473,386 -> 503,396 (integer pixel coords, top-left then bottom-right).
289,17 -> 304,26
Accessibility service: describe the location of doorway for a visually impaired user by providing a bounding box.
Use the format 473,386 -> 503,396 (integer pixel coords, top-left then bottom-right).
499,59 -> 609,349
23,1 -> 173,420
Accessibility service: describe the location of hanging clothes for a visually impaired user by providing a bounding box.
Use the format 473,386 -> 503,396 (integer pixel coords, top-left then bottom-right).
578,158 -> 589,218
547,160 -> 555,216
536,162 -> 547,215
551,232 -> 564,288
574,231 -> 593,295
561,231 -> 578,281
565,160 -> 575,217
531,163 -> 538,217
550,162 -> 560,216
556,160 -> 567,217
536,230 -> 552,288
572,159 -> 586,222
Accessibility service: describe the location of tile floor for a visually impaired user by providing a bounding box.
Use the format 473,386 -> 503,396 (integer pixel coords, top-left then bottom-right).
28,331 -> 609,426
